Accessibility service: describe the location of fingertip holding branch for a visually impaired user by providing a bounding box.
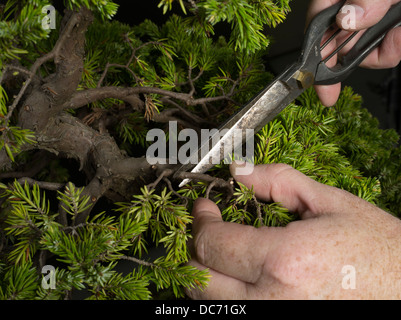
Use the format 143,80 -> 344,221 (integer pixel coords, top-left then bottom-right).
229,160 -> 255,177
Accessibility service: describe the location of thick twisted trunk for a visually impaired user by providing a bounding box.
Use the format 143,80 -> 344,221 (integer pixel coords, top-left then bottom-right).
1,7 -> 158,224
1,6 -> 235,224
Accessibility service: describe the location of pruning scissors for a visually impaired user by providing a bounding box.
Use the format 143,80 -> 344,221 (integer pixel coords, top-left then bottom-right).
177,1 -> 401,187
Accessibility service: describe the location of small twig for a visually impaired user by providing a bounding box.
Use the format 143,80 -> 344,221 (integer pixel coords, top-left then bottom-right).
176,171 -> 233,192
177,172 -> 234,201
205,179 -> 218,199
120,255 -> 159,268
148,168 -> 235,202
0,65 -> 38,84
162,176 -> 189,207
97,62 -> 141,87
152,108 -> 196,129
253,194 -> 264,226
66,86 -> 236,111
173,65 -> 206,101
187,66 -> 196,97
17,177 -> 65,191
10,219 -> 42,235
63,222 -> 114,236
160,97 -> 214,127
147,169 -> 174,189
201,103 -> 210,117
97,38 -> 163,88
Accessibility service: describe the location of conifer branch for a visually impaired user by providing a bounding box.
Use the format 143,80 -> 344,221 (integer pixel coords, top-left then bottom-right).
17,177 -> 64,191
121,255 -> 157,268
2,0 -> 399,301
97,38 -> 164,87
64,86 -> 237,111
5,9 -> 88,121
147,168 -> 235,192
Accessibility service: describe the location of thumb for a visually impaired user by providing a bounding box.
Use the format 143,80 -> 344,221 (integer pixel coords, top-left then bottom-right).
230,163 -> 328,218
336,0 -> 397,30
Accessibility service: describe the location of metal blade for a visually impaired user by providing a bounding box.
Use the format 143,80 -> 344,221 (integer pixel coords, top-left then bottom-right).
177,64 -> 307,187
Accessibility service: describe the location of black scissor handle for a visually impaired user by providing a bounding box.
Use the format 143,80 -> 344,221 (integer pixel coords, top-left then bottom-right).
302,1 -> 401,86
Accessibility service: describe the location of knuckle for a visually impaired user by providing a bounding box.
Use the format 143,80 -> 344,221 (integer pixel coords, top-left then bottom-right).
192,214 -> 224,266
194,229 -> 208,265
264,231 -> 321,286
267,253 -> 318,287
185,286 -> 204,300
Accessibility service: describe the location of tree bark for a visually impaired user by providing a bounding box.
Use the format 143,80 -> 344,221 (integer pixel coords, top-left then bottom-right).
1,6 -> 238,224
0,7 -> 162,223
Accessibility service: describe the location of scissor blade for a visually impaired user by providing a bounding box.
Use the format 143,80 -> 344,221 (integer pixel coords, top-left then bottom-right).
178,68 -> 304,187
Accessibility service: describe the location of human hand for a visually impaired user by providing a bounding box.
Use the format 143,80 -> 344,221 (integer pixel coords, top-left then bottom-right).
186,163 -> 401,299
307,0 -> 401,107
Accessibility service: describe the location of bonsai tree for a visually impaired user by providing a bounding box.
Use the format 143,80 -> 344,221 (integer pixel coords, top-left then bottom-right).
0,0 -> 400,299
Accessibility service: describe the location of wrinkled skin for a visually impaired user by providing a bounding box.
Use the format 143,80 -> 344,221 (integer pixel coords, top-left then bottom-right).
186,0 -> 401,300
187,163 -> 401,299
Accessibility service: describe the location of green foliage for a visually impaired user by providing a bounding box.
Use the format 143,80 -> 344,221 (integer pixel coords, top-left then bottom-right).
0,0 -> 118,159
0,85 -> 36,162
0,85 -> 8,116
1,0 -> 401,301
0,261 -> 39,300
180,87 -> 400,224
2,83 -> 400,299
115,187 -> 193,263
116,112 -> 150,148
57,182 -> 92,220
63,0 -> 118,20
1,181 -> 52,264
158,0 -> 292,53
0,0 -> 49,68
133,15 -> 271,115
198,0 -> 291,52
221,183 -> 294,227
158,0 -> 187,14
80,12 -> 272,145
0,182 -> 208,299
0,126 -> 36,162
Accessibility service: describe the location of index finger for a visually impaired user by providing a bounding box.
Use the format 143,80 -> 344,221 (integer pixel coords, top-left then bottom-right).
306,0 -> 340,27
230,163 -> 365,219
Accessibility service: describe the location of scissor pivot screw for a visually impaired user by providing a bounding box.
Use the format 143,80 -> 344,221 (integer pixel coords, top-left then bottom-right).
294,70 -> 314,89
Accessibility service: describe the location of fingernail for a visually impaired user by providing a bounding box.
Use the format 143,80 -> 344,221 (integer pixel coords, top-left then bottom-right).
229,160 -> 254,176
232,160 -> 246,167
337,4 -> 365,30
229,160 -> 246,175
